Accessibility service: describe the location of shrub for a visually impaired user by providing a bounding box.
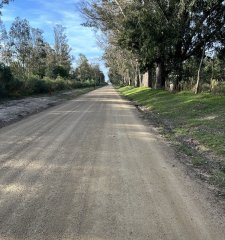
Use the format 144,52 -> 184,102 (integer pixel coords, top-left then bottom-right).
25,76 -> 51,94
33,79 -> 51,94
0,85 -> 7,97
46,65 -> 69,79
201,83 -> 211,92
54,76 -> 69,91
0,63 -> 23,97
212,82 -> 225,95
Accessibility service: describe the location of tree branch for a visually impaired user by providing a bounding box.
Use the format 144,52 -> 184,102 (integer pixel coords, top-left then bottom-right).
113,0 -> 126,18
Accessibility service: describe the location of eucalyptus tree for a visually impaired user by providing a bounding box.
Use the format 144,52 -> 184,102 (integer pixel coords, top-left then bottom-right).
91,63 -> 105,84
30,28 -> 47,77
74,53 -> 91,81
169,0 -> 225,87
54,24 -> 72,75
104,43 -> 139,86
81,0 -> 225,89
0,21 -> 12,65
81,0 -> 141,85
73,53 -> 105,83
9,17 -> 32,79
0,0 -> 12,16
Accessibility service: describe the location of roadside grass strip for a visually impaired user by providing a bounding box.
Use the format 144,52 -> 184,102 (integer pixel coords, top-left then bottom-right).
118,86 -> 225,156
118,86 -> 225,191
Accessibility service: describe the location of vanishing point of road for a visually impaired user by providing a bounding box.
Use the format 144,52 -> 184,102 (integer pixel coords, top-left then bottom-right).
0,86 -> 224,239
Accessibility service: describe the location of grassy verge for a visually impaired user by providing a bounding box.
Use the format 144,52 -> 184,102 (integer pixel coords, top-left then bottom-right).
118,86 -> 225,189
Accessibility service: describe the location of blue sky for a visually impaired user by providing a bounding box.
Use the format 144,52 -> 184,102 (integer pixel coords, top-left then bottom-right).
1,0 -> 108,79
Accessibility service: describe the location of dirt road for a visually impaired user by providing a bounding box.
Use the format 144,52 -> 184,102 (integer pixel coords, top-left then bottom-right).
0,86 -> 224,239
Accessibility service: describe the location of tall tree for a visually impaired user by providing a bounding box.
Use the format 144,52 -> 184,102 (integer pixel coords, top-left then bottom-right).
74,53 -> 92,81
0,20 -> 12,65
73,53 -> 105,83
9,17 -> 32,78
81,0 -> 225,89
30,28 -> 47,77
54,24 -> 71,74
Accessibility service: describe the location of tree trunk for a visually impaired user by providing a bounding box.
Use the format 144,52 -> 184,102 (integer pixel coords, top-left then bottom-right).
195,45 -> 205,94
147,66 -> 153,88
174,61 -> 183,91
135,63 -> 140,87
211,59 -> 214,82
135,74 -> 140,87
155,60 -> 165,89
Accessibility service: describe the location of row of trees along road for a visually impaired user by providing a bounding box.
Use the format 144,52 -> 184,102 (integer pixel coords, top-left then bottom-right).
81,0 -> 225,92
0,18 -> 71,80
0,1 -> 105,98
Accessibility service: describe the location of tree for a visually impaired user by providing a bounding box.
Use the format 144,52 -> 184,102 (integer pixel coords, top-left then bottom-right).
81,1 -> 141,86
72,53 -> 105,83
74,53 -> 92,81
104,43 -> 139,86
81,0 -> 225,89
29,28 -> 47,78
91,64 -> 105,84
9,17 -> 32,79
54,24 -> 71,75
0,0 -> 12,16
0,20 -> 12,65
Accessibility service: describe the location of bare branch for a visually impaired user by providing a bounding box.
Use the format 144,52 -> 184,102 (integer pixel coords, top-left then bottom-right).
113,0 -> 126,18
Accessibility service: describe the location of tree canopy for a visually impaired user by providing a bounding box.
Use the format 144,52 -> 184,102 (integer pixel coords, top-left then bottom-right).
81,0 -> 225,89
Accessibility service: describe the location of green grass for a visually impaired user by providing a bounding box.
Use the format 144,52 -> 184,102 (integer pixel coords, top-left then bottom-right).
118,86 -> 225,156
211,170 -> 225,187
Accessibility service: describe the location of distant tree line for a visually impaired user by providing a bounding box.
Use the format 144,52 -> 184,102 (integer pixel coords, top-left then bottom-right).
71,53 -> 105,85
0,2 -> 105,98
0,18 -> 72,79
81,0 -> 225,94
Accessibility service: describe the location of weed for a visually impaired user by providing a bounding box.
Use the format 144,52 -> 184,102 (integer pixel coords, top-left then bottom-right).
210,170 -> 225,187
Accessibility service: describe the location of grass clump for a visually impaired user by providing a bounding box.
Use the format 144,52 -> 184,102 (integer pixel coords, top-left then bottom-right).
191,157 -> 207,166
211,170 -> 225,187
178,144 -> 207,166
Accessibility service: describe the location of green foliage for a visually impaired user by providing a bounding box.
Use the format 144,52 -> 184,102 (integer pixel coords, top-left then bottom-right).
73,53 -> 105,83
24,76 -> 51,94
46,65 -> 69,79
0,62 -> 19,97
211,82 -> 225,95
54,24 -> 71,74
82,0 -> 225,89
0,16 -> 105,99
211,170 -> 225,187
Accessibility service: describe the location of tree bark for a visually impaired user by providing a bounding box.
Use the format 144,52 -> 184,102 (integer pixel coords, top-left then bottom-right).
174,62 -> 183,91
195,45 -> 205,94
155,60 -> 165,89
147,66 -> 153,88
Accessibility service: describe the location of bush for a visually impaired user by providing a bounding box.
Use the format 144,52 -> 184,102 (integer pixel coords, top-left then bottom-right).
0,63 -> 23,98
0,67 -> 105,99
54,76 -> 70,91
33,79 -> 51,94
211,81 -> 225,95
25,76 -> 51,94
0,85 -> 7,97
70,79 -> 100,89
201,83 -> 211,92
46,65 -> 69,79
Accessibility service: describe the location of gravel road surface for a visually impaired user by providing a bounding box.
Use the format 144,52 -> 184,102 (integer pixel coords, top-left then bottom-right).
0,86 -> 224,240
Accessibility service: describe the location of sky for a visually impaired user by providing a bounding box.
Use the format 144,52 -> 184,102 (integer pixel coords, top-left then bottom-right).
1,0 -> 108,79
